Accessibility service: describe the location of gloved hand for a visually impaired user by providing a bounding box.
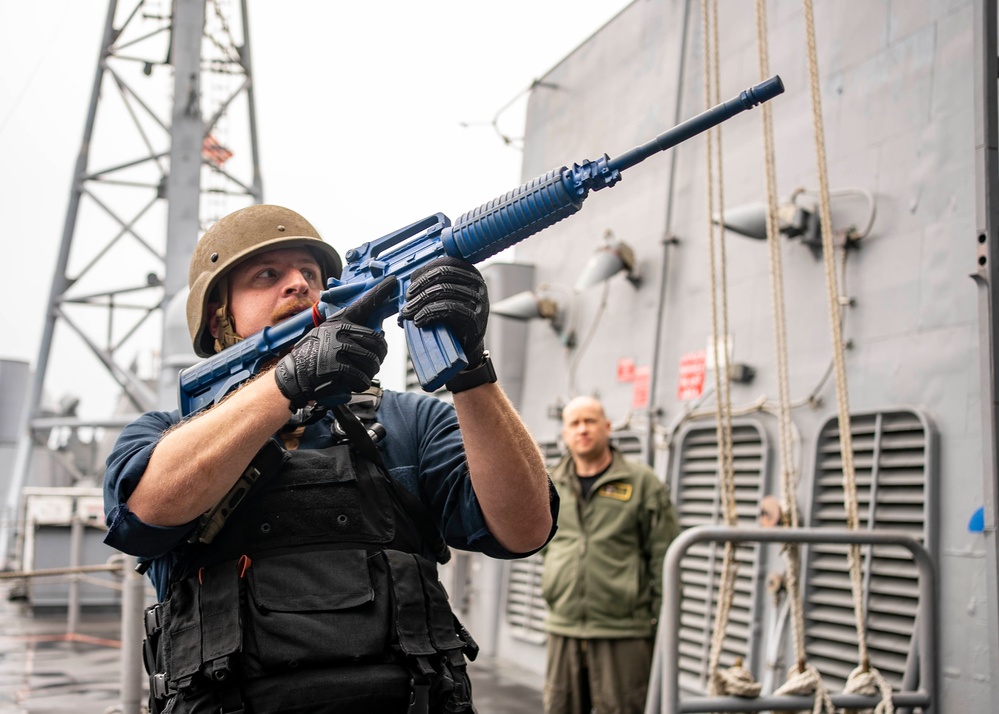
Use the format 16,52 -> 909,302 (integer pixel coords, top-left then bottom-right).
275,276 -> 396,410
399,257 -> 489,368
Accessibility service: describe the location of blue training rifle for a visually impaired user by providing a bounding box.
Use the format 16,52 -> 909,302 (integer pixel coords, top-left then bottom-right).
178,75 -> 785,416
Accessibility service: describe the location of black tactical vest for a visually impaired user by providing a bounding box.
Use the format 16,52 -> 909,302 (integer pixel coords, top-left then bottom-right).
141,427 -> 477,714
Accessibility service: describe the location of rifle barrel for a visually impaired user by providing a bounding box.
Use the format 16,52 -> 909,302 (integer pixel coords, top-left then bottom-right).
608,75 -> 784,173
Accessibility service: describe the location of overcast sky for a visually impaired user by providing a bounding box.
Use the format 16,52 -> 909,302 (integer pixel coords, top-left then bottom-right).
0,0 -> 634,418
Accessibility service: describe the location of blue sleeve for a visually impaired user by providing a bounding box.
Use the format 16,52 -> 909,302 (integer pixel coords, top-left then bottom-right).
102,410 -> 197,558
376,390 -> 557,560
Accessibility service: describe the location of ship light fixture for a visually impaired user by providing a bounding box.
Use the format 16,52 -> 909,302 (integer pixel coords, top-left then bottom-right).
491,290 -> 562,326
715,187 -> 876,259
574,230 -> 642,291
491,285 -> 575,347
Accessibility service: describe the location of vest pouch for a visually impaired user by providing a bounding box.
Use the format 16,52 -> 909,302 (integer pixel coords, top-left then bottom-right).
159,560 -> 242,694
255,446 -> 395,547
164,663 -> 412,714
162,575 -> 201,685
242,548 -> 391,677
241,664 -> 412,714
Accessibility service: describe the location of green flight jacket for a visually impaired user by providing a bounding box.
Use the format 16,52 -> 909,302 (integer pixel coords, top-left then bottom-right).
542,448 -> 680,639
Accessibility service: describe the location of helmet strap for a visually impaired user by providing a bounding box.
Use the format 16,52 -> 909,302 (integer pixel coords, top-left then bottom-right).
212,274 -> 244,353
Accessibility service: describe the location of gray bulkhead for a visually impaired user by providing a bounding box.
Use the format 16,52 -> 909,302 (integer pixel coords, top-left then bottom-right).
462,0 -> 993,710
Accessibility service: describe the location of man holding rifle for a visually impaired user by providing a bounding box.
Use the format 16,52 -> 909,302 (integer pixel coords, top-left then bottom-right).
103,204 -> 557,714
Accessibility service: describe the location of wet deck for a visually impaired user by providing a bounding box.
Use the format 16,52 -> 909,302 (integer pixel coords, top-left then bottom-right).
0,583 -> 544,713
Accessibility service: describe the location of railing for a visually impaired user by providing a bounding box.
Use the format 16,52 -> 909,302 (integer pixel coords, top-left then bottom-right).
646,526 -> 937,713
1,553 -> 147,714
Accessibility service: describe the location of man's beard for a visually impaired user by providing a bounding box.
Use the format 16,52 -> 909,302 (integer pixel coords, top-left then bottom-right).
271,297 -> 314,324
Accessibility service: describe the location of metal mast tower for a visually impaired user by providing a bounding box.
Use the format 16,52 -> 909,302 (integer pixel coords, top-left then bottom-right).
0,0 -> 262,569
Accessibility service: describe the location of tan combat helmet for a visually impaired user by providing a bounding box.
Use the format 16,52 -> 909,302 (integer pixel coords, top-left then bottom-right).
186,204 -> 342,357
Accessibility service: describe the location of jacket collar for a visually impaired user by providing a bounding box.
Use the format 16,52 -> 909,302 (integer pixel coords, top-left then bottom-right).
554,446 -> 629,485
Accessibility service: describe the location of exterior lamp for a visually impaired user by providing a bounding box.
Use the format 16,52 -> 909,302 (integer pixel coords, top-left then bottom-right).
490,288 -> 575,347
716,187 -> 876,259
574,230 -> 641,291
716,201 -> 814,242
491,291 -> 560,323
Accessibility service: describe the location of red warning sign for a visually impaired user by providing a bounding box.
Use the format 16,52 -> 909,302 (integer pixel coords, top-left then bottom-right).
632,365 -> 651,409
677,350 -> 706,400
617,357 -> 636,382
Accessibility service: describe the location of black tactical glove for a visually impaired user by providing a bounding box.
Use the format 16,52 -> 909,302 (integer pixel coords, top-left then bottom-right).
399,257 -> 489,368
275,276 -> 396,410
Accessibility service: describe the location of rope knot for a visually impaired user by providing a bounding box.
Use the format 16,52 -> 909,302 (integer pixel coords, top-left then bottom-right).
710,657 -> 763,699
773,663 -> 835,714
842,663 -> 894,714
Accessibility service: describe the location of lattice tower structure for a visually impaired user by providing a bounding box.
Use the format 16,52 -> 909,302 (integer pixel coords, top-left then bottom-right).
0,0 -> 262,569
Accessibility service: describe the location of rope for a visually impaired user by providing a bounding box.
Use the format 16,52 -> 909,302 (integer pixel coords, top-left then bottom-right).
755,1 -> 798,533
842,664 -> 896,714
802,1 -> 875,692
701,0 -> 736,530
773,663 -> 836,714
701,0 -> 745,695
754,0 -> 811,676
711,657 -> 762,698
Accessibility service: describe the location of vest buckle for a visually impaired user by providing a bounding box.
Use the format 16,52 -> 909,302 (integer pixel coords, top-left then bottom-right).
206,655 -> 234,682
408,679 -> 430,714
149,673 -> 174,699
143,603 -> 163,636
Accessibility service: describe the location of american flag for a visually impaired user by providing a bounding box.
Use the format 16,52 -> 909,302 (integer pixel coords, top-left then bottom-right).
202,135 -> 233,167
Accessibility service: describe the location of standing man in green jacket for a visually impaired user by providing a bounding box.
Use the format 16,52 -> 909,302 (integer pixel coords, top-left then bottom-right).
542,395 -> 680,714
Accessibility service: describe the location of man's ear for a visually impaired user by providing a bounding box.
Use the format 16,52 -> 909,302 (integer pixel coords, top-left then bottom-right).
208,303 -> 220,339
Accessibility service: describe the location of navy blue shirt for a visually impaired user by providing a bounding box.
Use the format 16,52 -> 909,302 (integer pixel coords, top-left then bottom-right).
104,389 -> 554,599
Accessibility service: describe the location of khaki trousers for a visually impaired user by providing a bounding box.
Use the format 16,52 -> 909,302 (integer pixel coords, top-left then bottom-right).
543,634 -> 654,714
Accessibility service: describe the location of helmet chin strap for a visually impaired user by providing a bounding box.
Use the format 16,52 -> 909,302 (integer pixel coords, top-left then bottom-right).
212,274 -> 244,353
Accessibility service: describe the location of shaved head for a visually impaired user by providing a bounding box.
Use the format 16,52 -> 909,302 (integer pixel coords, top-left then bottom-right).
561,396 -> 612,472
562,395 -> 606,422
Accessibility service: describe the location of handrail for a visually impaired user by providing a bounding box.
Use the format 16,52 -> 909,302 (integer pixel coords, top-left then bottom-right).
645,526 -> 937,713
0,563 -> 124,579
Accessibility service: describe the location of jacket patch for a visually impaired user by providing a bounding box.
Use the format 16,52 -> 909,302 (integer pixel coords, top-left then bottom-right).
597,482 -> 633,501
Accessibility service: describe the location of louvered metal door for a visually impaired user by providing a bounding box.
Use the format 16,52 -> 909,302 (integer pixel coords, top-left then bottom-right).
671,420 -> 770,694
804,408 -> 936,691
505,552 -> 548,644
503,439 -> 561,644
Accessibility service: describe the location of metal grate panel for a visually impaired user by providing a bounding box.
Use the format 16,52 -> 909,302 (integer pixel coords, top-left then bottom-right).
501,439 -> 561,644
539,439 -> 563,464
611,432 -> 645,458
671,420 -> 769,694
504,554 -> 548,644
804,408 -> 935,692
